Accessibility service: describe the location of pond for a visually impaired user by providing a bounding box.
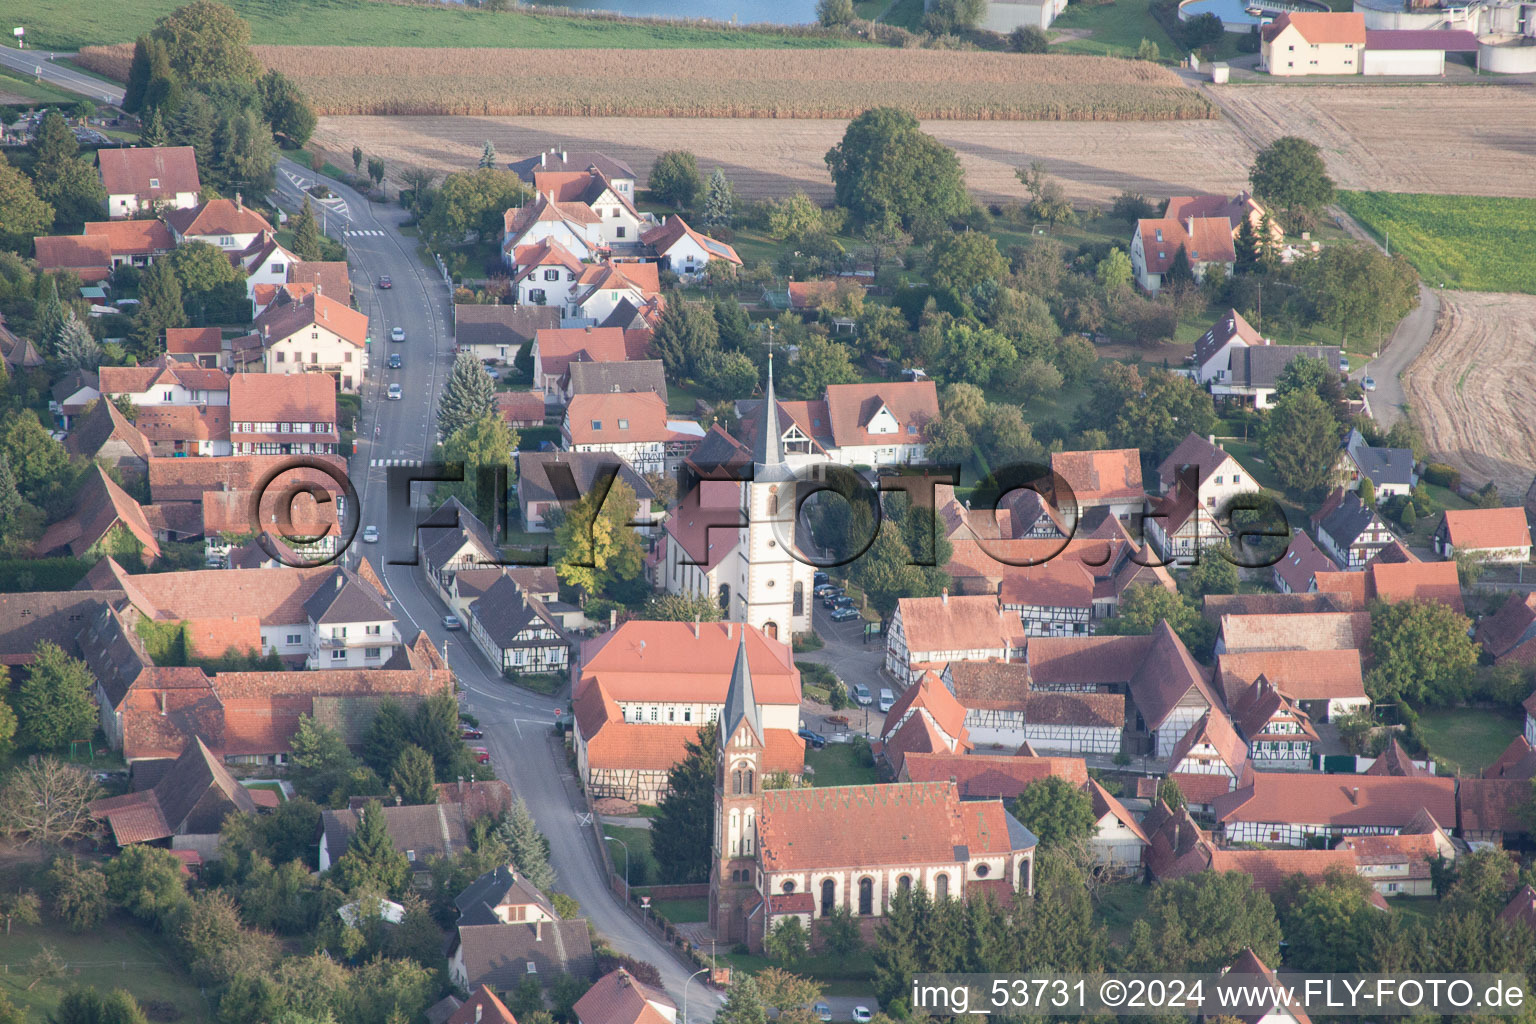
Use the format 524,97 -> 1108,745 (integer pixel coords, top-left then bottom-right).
472,0 -> 822,22
1179,0 -> 1265,27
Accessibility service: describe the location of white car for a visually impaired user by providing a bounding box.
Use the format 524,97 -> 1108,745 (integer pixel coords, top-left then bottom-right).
852,1009 -> 872,1024
361,525 -> 380,543
1362,376 -> 1377,391
390,327 -> 406,342
851,683 -> 873,706
387,383 -> 403,400
878,688 -> 895,713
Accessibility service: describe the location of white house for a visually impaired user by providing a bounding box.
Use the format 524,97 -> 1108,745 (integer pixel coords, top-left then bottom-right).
885,593 -> 1027,684
822,381 -> 939,467
1145,483 -> 1231,564
501,194 -> 603,266
99,358 -> 230,408
568,262 -> 662,326
1130,215 -> 1236,293
640,216 -> 742,280
1158,432 -> 1260,512
532,167 -> 647,247
303,566 -> 403,670
1214,771 -> 1456,846
1313,490 -> 1396,569
164,195 -> 274,252
561,391 -> 701,477
1194,309 -> 1268,384
509,238 -> 589,309
98,146 -> 200,218
1339,429 -> 1417,498
238,234 -> 301,305
466,576 -> 572,677
252,291 -> 368,392
1083,779 -> 1148,876
455,303 -> 561,365
1435,507 -> 1533,564
940,660 -> 1124,754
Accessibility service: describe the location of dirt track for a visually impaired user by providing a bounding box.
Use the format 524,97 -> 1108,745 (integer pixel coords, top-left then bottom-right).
1403,290 -> 1536,496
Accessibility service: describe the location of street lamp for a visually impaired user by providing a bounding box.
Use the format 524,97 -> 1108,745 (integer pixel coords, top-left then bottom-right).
604,835 -> 630,904
682,966 -> 710,1024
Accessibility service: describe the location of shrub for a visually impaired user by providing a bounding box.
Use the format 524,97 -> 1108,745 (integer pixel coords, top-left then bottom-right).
1422,462 -> 1461,490
1009,25 -> 1050,52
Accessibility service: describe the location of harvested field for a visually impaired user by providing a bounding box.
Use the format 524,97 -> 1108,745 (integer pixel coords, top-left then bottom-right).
312,114 -> 1254,205
1403,290 -> 1536,496
1207,84 -> 1536,199
254,47 -> 1215,120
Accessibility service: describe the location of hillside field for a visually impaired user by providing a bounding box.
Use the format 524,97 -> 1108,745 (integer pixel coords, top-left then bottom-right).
1337,191 -> 1536,295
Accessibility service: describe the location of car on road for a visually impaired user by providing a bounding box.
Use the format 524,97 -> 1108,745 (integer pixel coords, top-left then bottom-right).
486,367 -> 500,379
798,728 -> 827,750
852,1008 -> 872,1023
307,184 -> 334,199
829,596 -> 855,611
829,606 -> 861,622
820,590 -> 847,608
460,726 -> 484,739
813,571 -> 829,587
378,275 -> 392,289
387,383 -> 403,400
443,615 -> 463,631
390,327 -> 405,342
851,682 -> 873,706
814,1004 -> 832,1023
878,688 -> 896,713
1363,376 -> 1377,391
471,746 -> 491,764
388,353 -> 402,369
361,525 -> 379,543
814,583 -> 839,598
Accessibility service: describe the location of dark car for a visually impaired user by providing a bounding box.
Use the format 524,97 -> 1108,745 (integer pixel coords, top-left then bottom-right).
798,728 -> 827,750
820,589 -> 846,608
388,353 -> 402,369
813,571 -> 829,587
829,607 -> 861,622
378,275 -> 392,289
830,596 -> 855,610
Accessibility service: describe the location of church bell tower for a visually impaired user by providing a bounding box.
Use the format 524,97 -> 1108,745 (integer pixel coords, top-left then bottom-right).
708,631 -> 764,944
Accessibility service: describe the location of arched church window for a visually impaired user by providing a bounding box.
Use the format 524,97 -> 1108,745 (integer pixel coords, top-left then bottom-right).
793,582 -> 804,615
733,770 -> 742,795
719,584 -> 730,610
935,873 -> 949,901
820,878 -> 835,917
746,770 -> 754,793
897,874 -> 912,894
858,877 -> 874,915
764,621 -> 778,640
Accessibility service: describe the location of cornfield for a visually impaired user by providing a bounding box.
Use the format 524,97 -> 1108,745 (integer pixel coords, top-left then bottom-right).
80,44 -> 1215,121
77,45 -> 134,81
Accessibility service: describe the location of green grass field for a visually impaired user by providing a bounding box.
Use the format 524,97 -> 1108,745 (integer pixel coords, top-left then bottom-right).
653,897 -> 709,923
603,824 -> 660,885
1337,191 -> 1536,295
1416,706 -> 1522,777
4,0 -> 862,50
0,64 -> 82,106
1048,0 -> 1179,57
806,744 -> 880,787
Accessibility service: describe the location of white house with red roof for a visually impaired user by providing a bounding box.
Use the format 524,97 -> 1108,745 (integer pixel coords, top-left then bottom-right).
1213,768 -> 1455,845
532,167 -> 648,246
1050,448 -> 1145,522
251,290 -> 368,391
164,327 -> 225,369
640,215 -> 742,280
530,326 -> 649,398
569,262 -> 663,326
1083,778 -> 1148,875
1271,530 -> 1339,594
100,356 -> 231,408
236,232 -> 301,304
501,193 -> 604,265
1145,480 -> 1230,563
1130,214 -> 1236,293
97,146 -> 201,218
1165,192 -> 1278,243
1434,507 -> 1532,564
877,670 -> 972,776
821,380 -> 938,467
1230,675 -> 1317,768
164,195 -> 274,251
937,659 -> 1125,755
229,373 -> 339,456
1261,11 -> 1366,75
561,391 -> 703,476
885,592 -> 1027,684
511,237 -> 589,308
83,219 -> 176,269
1158,432 -> 1260,512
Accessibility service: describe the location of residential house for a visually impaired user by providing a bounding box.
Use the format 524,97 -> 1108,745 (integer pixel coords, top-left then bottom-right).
734,395 -> 834,468
1338,821 -> 1455,897
446,988 -> 519,1024
531,166 -> 646,246
530,326 -> 650,400
566,359 -> 669,406
1049,448 -> 1145,522
997,560 -> 1097,636
1230,676 -> 1317,769
510,149 -> 637,196
1130,214 -> 1236,293
132,404 -> 232,458
1164,709 -> 1248,809
574,969 -> 678,1024
455,303 -> 561,365
33,234 -> 113,283
561,391 -> 702,476
509,238 -> 589,309
1313,489 -> 1397,568
1339,428 -> 1417,498
1213,345 -> 1343,410
822,380 -> 939,467
936,659 -> 1124,755
501,193 -> 604,265
885,593 -> 1027,684
1083,778 -> 1149,877
1479,593 -> 1536,666
34,466 -> 161,563
455,864 -> 561,927
251,290 -> 367,391
83,219 -> 175,269
64,397 -> 150,480
567,262 -> 663,325
319,802 -> 471,873
1165,192 -> 1279,243
574,622 -> 804,802
466,575 -> 572,677
900,750 -> 1089,797
1216,649 -> 1369,723
1315,559 -> 1464,614
236,233 -> 301,306
640,215 -> 742,279
1435,507 -> 1532,564
1261,11 -> 1366,75
287,262 -> 352,306
1192,308 -> 1266,385
1271,531 -> 1339,593
99,357 -> 231,410
415,496 -> 501,602
516,451 -> 655,533
1214,950 -> 1314,1024
229,373 -> 339,457
98,146 -> 200,217
304,566 -> 404,670
89,736 -> 260,846
1216,610 -> 1371,657
1213,769 -> 1456,845
164,195 -> 274,251
50,370 -> 100,430
1145,481 -> 1230,563
1456,778 -> 1529,845
876,671 -> 972,777
1157,432 -> 1260,512
497,391 -> 548,429
449,912 -> 593,991
164,327 -> 225,369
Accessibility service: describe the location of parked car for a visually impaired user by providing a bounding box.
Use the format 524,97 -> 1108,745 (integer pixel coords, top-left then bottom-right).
1363,376 -> 1377,391
460,727 -> 484,739
830,596 -> 855,610
814,583 -> 839,598
813,571 -> 829,587
878,688 -> 896,713
378,275 -> 392,289
387,383 -> 403,400
1339,356 -> 1350,373
361,525 -> 380,543
486,367 -> 500,379
798,728 -> 827,750
390,327 -> 405,342
829,607 -> 860,622
814,1005 -> 832,1023
820,590 -> 846,609
471,746 -> 491,764
852,1009 -> 873,1024
851,683 -> 873,706
388,353 -> 402,369
443,615 -> 463,631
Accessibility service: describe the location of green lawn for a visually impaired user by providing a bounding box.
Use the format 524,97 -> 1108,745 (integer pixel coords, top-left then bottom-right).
719,951 -> 878,996
1095,881 -> 1152,943
1048,0 -> 1179,57
0,64 -> 83,106
0,916 -> 210,1022
653,897 -> 709,923
1416,706 -> 1522,777
603,824 -> 660,886
5,1 -> 864,50
1337,191 -> 1536,295
806,744 -> 880,787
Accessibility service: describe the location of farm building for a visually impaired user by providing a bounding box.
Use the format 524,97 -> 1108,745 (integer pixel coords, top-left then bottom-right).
1363,28 -> 1481,73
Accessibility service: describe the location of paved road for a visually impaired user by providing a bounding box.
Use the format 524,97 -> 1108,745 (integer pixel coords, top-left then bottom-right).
0,45 -> 124,104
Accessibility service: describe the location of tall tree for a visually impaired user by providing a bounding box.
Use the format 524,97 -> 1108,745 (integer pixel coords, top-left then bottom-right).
47,855 -> 110,932
420,167 -> 529,245
652,723 -> 718,884
1098,584 -> 1213,661
649,299 -> 720,380
1234,214 -> 1260,274
496,797 -> 557,892
1276,867 -> 1378,971
1010,776 -> 1096,850
166,91 -> 216,172
0,759 -> 98,846
478,140 -> 498,169
1139,872 -> 1281,971
826,107 -> 967,227
780,333 -> 859,398
353,146 -> 365,172
361,698 -> 411,778
717,976 -> 768,1024
123,36 -> 157,113
332,799 -> 411,897
213,105 -> 277,194
16,641 -> 97,752
1261,389 -> 1340,497
1017,852 -> 1104,971
1248,136 -> 1334,230
702,167 -> 734,230
134,259 -> 187,358
0,155 -> 54,252
440,412 -> 517,531
138,106 -> 169,148
1301,243 -> 1419,347
139,37 -> 182,121
55,311 -> 103,373
0,456 -> 20,548
152,0 -> 262,84
438,351 -> 498,440
390,745 -> 438,806
927,231 -> 1008,305
257,69 -> 316,146
554,477 -> 645,595
31,110 -> 107,232
1367,598 -> 1478,705
649,150 -> 701,208
291,196 -> 324,261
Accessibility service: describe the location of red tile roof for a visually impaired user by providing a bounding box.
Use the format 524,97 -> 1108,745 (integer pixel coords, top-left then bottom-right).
1500,885 -> 1536,930
163,327 -> 223,356
822,380 -> 938,450
34,234 -> 113,281
639,215 -> 741,266
895,594 -> 1024,657
534,327 -> 649,380
1337,832 -> 1442,880
1478,592 -> 1536,663
663,480 -> 743,571
497,390 -> 547,426
882,671 -> 969,743
84,219 -> 175,256
99,357 -> 231,397
1215,648 -> 1367,705
230,372 -> 337,428
1050,448 -> 1144,506
785,279 -> 841,310
1214,771 -> 1455,830
1208,848 -> 1356,896
1136,216 -> 1237,275
1441,508 -> 1532,552
1322,560 -> 1466,613
579,621 -> 800,706
573,969 -> 675,1024
253,290 -> 366,348
1271,530 -> 1339,594
1168,708 -> 1248,777
1165,194 -> 1264,234
35,465 -> 161,561
1085,778 -> 1148,843
1457,778 -> 1529,835
97,146 -> 200,201
902,751 -> 1088,796
1218,611 -> 1371,653
565,391 -> 685,445
165,197 -> 273,239
448,986 -> 519,1024
997,559 -> 1096,610
1263,10 -> 1366,44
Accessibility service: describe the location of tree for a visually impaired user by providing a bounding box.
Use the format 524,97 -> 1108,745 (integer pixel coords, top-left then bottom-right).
649,150 -> 701,208
153,0 -> 262,84
933,323 -> 1016,389
496,797 -> 557,892
1277,867 -> 1377,971
650,299 -> 720,380
1301,243 -> 1418,347
291,196 -> 325,261
826,108 -> 968,227
439,351 -> 499,440
333,799 -> 412,897
1181,544 -> 1240,596
478,140 -> 498,170
1011,776 -> 1096,850
0,889 -> 39,935
212,105 -> 278,195
927,232 -> 1008,303
820,905 -> 862,956
1368,598 -> 1478,705
1261,389 -> 1340,497
766,917 -> 810,963
1095,248 -> 1133,294
1157,776 -> 1186,810
1234,215 -> 1260,274
105,844 -> 189,925
761,192 -> 825,242
702,167 -> 735,230
420,168 -> 529,245
1136,37 -> 1161,61
31,110 -> 107,232
924,0 -> 986,31
0,154 -> 54,251
390,744 -> 438,806
353,146 -> 365,172
362,698 -> 412,778
258,69 -> 317,146
134,259 -> 187,358
368,158 -> 385,188
2,412 -> 71,507
47,856 -> 110,932
1010,24 -> 1050,51
288,713 -> 359,804
1275,353 -> 1344,409
553,475 -> 645,594
53,987 -> 150,1024
1017,161 -> 1076,233
441,412 -> 517,529
1139,872 -> 1281,971
166,92 -> 216,172
124,36 -> 157,113
54,311 -> 102,374
716,977 -> 769,1024
817,0 -> 856,25
1099,585 -> 1214,660
780,333 -> 859,398
1249,136 -> 1334,230
17,641 -> 97,752
1018,851 -> 1104,971
652,723 -> 717,884
0,675 -> 14,759
1358,475 -> 1376,508
178,889 -> 279,988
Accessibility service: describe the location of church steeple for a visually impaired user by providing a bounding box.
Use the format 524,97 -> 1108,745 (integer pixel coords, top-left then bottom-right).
721,633 -> 762,747
753,352 -> 787,477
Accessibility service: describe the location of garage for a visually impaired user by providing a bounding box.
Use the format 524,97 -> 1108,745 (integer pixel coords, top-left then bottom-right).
1363,28 -> 1481,74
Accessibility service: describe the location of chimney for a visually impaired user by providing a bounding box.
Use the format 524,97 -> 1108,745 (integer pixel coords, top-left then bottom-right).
619,973 -> 632,988
540,152 -> 546,168
609,608 -> 617,630
476,1007 -> 483,1024
941,589 -> 948,605
561,150 -> 568,162
535,920 -> 543,941
1208,434 -> 1216,445
336,572 -> 344,591
159,691 -> 167,715
692,617 -> 700,639
1349,786 -> 1360,804
235,192 -> 243,211
316,283 -> 322,297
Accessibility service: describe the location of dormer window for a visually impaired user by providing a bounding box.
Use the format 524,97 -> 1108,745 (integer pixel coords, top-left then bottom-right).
1154,229 -> 1164,243
149,178 -> 160,188
591,420 -> 602,430
618,418 -> 629,429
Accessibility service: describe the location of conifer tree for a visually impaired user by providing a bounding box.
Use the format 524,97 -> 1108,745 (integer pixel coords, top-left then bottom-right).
34,275 -> 65,351
437,351 -> 497,441
138,106 -> 169,148
291,196 -> 323,260
478,140 -> 497,169
134,259 -> 186,358
702,167 -> 734,230
495,797 -> 556,892
0,452 -> 21,537
332,799 -> 410,897
389,744 -> 438,806
55,312 -> 102,373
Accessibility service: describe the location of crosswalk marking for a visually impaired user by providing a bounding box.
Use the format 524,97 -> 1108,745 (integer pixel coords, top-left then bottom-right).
347,229 -> 385,237
370,458 -> 424,467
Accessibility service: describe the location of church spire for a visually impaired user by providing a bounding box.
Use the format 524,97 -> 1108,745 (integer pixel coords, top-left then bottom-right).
721,633 -> 761,746
753,351 -> 785,471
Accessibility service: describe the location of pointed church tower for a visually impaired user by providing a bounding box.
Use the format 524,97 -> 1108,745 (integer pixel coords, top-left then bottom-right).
708,630 -> 765,944
741,354 -> 815,639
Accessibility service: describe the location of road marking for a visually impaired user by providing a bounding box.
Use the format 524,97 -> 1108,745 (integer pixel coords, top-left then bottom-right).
576,812 -> 593,826
346,229 -> 386,237
370,458 -> 423,467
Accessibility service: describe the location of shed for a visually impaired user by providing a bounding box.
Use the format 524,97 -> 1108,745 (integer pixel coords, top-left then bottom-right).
1363,28 -> 1479,74
1211,62 -> 1231,83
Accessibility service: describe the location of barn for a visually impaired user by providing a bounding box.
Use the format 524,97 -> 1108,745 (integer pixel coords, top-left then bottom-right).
1363,29 -> 1480,74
